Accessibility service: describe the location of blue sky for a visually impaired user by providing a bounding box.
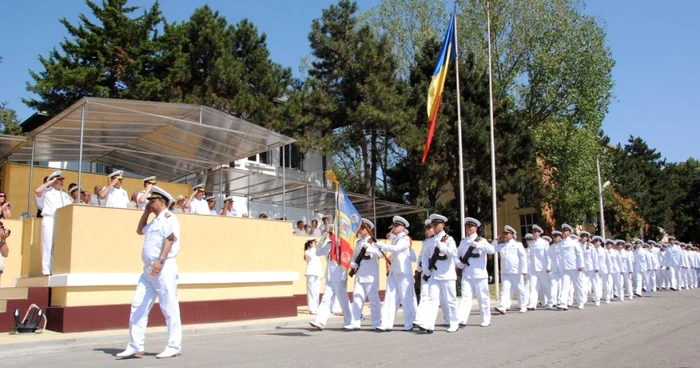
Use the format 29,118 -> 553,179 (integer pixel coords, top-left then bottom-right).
0,0 -> 697,162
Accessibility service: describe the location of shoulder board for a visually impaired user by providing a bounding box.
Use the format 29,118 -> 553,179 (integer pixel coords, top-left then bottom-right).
441,235 -> 451,242
476,236 -> 482,242
165,212 -> 172,218
368,238 -> 375,244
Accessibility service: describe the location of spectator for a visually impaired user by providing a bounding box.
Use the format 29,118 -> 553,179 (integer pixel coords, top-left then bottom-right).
0,191 -> 11,219
294,220 -> 307,236
0,221 -> 8,283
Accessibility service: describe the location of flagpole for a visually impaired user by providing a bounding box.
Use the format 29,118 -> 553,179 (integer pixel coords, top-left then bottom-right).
453,9 -> 466,241
486,1 -> 500,301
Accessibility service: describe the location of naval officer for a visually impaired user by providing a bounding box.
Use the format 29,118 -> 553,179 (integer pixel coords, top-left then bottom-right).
377,216 -> 416,331
184,184 -> 209,215
455,217 -> 494,327
116,186 -> 182,359
135,176 -> 157,210
527,224 -> 549,310
494,225 -> 528,314
100,170 -> 129,208
33,170 -> 72,276
345,219 -> 382,330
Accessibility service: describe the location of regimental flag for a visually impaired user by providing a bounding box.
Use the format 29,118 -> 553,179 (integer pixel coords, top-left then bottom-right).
422,10 -> 457,163
332,187 -> 361,270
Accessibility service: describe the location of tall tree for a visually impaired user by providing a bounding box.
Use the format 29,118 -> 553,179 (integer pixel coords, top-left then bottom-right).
0,102 -> 23,136
303,0 -> 407,196
25,0 -> 165,114
664,159 -> 700,242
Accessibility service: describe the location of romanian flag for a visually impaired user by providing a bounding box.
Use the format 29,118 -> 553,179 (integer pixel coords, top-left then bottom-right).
331,187 -> 361,270
422,11 -> 457,162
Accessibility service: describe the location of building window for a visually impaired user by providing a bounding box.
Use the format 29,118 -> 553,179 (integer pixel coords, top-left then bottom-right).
520,213 -> 539,237
279,144 -> 303,170
245,151 -> 272,165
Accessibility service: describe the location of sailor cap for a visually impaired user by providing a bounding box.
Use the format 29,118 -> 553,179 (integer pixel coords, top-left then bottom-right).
392,216 -> 409,228
605,239 -> 615,245
552,231 -> 562,237
591,235 -> 603,242
542,236 -> 552,243
361,218 -> 375,230
615,239 -> 625,245
503,225 -> 517,238
668,236 -> 676,240
69,185 -> 81,194
192,184 -> 205,192
205,195 -> 216,202
223,195 -> 235,202
464,217 -> 481,227
633,238 -> 643,244
531,224 -> 544,233
524,233 -> 534,240
48,170 -> 65,181
108,170 -> 124,179
429,214 -> 448,223
424,219 -> 432,226
147,185 -> 174,203
561,224 -> 574,232
579,231 -> 590,237
142,176 -> 157,184
306,237 -> 316,242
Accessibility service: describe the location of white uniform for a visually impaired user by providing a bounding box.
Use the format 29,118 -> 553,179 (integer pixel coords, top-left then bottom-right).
135,190 -> 148,210
126,210 -> 182,353
658,249 -> 668,289
608,248 -> 624,301
664,244 -> 683,290
188,198 -> 210,215
633,248 -> 651,296
546,241 -> 561,309
104,186 -> 129,208
313,239 -> 352,328
39,187 -> 72,275
527,238 -> 549,309
419,231 -> 458,331
348,236 -> 382,329
595,246 -> 612,303
414,235 -> 433,325
649,247 -> 660,291
557,236 -> 584,308
681,249 -> 691,289
304,246 -> 323,315
581,241 -> 600,306
622,249 -> 635,299
379,233 -> 416,330
494,239 -> 528,311
456,234 -> 494,325
223,209 -> 238,217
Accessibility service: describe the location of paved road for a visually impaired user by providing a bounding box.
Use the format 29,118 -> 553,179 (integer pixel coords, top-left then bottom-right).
2,289 -> 700,368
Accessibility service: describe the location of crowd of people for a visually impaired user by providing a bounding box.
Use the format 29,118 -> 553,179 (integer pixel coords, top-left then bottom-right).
303,214 -> 698,333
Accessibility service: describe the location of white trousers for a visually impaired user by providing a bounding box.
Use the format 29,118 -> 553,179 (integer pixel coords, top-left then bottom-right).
650,269 -> 658,291
315,281 -> 351,327
585,271 -> 600,303
668,267 -> 680,290
380,274 -> 415,330
610,272 -> 624,301
634,271 -> 651,296
350,280 -> 381,328
559,270 -> 583,307
331,292 -> 342,313
422,278 -> 458,330
127,261 -> 182,352
306,276 -> 321,314
547,271 -> 560,308
499,273 -> 527,310
695,268 -> 700,287
577,272 -> 589,304
458,278 -> 490,325
40,216 -> 55,275
659,269 -> 668,288
600,273 -> 612,302
528,271 -> 549,309
682,268 -> 691,288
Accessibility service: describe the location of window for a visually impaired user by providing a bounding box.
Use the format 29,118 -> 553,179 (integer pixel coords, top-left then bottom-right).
245,151 -> 271,165
279,144 -> 303,170
520,213 -> 539,237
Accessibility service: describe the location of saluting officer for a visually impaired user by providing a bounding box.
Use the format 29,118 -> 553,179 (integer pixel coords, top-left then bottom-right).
116,186 -> 182,359
100,170 -> 129,208
494,225 -> 528,314
34,170 -> 72,276
221,196 -> 238,217
416,214 -> 459,333
378,216 -> 416,332
204,196 -> 217,215
184,184 -> 209,215
455,217 -> 494,327
135,176 -> 157,210
345,219 -> 382,331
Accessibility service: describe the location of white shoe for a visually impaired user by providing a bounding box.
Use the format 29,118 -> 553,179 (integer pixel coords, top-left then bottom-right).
495,306 -> 506,315
115,347 -> 144,359
480,321 -> 491,327
309,321 -> 325,331
577,304 -> 584,310
519,307 -> 527,313
155,347 -> 181,359
446,325 -> 459,333
595,302 -> 600,307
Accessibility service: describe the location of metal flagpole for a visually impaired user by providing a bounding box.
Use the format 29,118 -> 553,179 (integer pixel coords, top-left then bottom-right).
596,156 -> 606,241
218,165 -> 224,213
77,105 -> 86,201
486,1 -> 500,300
454,7 -> 466,241
282,145 -> 286,219
27,140 -> 36,216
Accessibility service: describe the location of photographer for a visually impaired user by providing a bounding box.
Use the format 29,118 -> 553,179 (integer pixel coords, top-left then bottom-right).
0,222 -> 10,283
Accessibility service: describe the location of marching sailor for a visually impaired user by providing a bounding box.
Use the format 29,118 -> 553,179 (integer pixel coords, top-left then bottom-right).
545,232 -> 562,310
116,186 -> 182,359
494,225 -> 528,314
455,217 -> 494,327
310,228 -> 352,330
416,214 -> 459,333
33,170 -> 72,276
633,239 -> 650,297
579,231 -> 599,307
377,216 -> 416,331
100,170 -> 129,208
413,219 -> 434,326
556,224 -> 584,310
345,219 -> 382,330
527,225 -> 549,310
592,236 -> 610,305
608,240 -> 624,301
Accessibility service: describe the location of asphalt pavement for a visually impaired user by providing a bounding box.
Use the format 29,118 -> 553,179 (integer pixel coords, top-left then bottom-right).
1,289 -> 699,368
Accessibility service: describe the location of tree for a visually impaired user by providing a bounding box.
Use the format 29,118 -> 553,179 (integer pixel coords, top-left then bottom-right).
25,0 -> 165,114
0,102 -> 23,135
303,0 -> 408,197
661,159 -> 700,243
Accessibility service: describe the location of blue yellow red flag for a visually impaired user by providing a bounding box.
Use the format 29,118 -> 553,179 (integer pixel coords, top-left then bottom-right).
331,187 -> 361,270
422,10 -> 457,162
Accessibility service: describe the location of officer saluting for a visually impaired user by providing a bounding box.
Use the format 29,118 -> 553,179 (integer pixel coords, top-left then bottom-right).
100,170 -> 129,208
184,184 -> 209,215
116,186 -> 182,359
135,176 -> 157,210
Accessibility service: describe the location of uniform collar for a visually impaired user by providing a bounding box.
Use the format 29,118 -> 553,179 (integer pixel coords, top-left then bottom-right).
467,233 -> 477,241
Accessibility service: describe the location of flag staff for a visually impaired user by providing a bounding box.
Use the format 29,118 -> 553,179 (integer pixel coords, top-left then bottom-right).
453,8 -> 466,240
486,1 -> 500,301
